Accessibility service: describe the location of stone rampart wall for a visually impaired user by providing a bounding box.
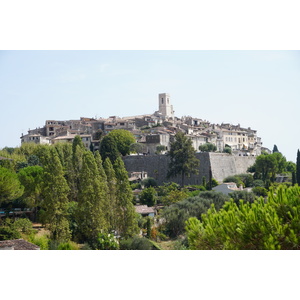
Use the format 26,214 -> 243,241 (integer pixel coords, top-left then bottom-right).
123,153 -> 256,185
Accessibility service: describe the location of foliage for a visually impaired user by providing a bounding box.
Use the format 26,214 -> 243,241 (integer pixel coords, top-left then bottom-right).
0,219 -> 21,240
156,145 -> 167,154
57,241 -> 80,250
297,150 -> 300,185
161,189 -> 188,206
272,144 -> 279,153
18,166 -> 44,214
107,129 -> 136,156
252,186 -> 268,197
161,192 -> 229,238
223,147 -> 232,154
250,152 -> 287,183
99,135 -> 120,163
167,131 -> 200,187
76,151 -> 108,245
223,175 -> 244,187
228,190 -> 257,205
253,179 -> 265,187
26,233 -> 50,250
141,177 -> 158,188
199,143 -> 217,152
114,157 -> 139,238
119,236 -> 160,250
139,187 -> 157,207
185,185 -> 300,250
92,232 -> 119,250
130,143 -> 146,154
12,218 -> 35,235
41,148 -> 71,242
0,166 -> 24,205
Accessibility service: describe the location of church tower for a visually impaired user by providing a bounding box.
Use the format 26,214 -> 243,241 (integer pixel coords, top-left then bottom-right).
158,93 -> 174,119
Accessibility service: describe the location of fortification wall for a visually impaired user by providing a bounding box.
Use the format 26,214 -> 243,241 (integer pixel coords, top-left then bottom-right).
208,153 -> 256,182
123,153 -> 255,185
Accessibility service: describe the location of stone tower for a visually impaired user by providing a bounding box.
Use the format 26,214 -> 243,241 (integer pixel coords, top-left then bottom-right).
158,93 -> 174,119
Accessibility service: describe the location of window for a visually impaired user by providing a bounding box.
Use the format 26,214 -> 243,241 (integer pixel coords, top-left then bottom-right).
161,98 -> 164,104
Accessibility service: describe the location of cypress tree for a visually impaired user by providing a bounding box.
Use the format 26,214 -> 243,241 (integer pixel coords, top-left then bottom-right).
76,151 -> 108,246
41,148 -> 71,242
297,149 -> 300,185
103,157 -> 117,231
272,144 -> 279,153
113,157 -> 138,238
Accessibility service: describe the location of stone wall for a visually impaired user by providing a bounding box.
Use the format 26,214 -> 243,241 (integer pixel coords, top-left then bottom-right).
123,153 -> 256,185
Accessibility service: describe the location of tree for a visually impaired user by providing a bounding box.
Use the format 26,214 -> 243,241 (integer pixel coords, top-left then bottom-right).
139,187 -> 157,207
250,153 -> 286,183
100,135 -> 120,163
76,151 -> 108,247
130,143 -> 147,155
0,166 -> 24,205
18,166 -> 44,220
107,129 -> 136,156
297,149 -> 300,185
272,144 -> 279,153
167,132 -> 200,187
114,157 -> 139,237
199,143 -> 217,152
103,158 -> 118,232
41,148 -> 71,243
185,185 -> 300,250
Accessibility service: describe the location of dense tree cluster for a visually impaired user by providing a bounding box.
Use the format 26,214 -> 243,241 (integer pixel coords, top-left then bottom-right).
0,136 -> 138,248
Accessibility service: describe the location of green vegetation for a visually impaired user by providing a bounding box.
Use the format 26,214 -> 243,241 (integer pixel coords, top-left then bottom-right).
167,131 -> 200,187
186,185 -> 300,250
199,143 -> 217,152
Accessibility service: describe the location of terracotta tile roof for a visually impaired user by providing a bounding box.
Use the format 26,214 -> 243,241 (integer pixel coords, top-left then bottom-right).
0,239 -> 40,250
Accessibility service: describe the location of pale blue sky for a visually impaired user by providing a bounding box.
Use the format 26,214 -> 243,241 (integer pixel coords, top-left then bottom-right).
0,50 -> 299,162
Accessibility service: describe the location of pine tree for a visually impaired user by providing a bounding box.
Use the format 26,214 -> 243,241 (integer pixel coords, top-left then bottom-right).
41,148 -> 71,242
113,157 -> 138,238
297,149 -> 300,185
76,151 -> 108,246
167,131 -> 200,187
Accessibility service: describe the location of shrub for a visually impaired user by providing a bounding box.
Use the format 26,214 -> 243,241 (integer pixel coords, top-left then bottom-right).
228,190 -> 257,205
27,233 -> 50,250
139,187 -> 157,207
252,186 -> 268,197
57,241 -> 80,250
93,233 -> 119,250
141,177 -> 158,188
119,236 -> 160,250
13,218 -> 34,235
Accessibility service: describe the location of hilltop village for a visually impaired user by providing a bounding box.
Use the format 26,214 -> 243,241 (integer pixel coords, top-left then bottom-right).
20,93 -> 266,157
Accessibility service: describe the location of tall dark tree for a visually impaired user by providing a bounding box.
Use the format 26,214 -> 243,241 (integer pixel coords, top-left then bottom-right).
41,148 -> 71,242
296,149 -> 300,185
167,131 -> 200,187
76,151 -> 108,246
100,135 -> 120,163
114,157 -> 139,238
272,145 -> 279,153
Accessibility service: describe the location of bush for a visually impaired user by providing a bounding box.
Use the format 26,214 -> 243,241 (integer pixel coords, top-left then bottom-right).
119,236 -> 160,250
252,186 -> 268,197
139,187 -> 157,207
13,218 -> 34,235
93,233 -> 119,250
228,190 -> 257,205
141,177 -> 158,188
161,191 -> 229,238
27,233 -> 50,250
57,241 -> 80,250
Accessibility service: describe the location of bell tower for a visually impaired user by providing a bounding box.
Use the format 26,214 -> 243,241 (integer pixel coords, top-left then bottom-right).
158,93 -> 174,119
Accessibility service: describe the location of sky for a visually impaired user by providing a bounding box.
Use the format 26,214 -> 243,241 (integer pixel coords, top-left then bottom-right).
0,50 -> 299,161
